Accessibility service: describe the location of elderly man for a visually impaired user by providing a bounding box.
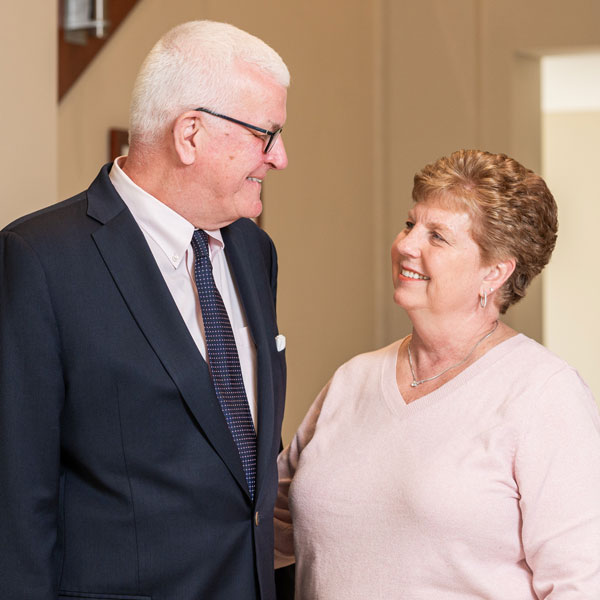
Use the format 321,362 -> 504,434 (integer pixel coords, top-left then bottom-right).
0,21 -> 289,600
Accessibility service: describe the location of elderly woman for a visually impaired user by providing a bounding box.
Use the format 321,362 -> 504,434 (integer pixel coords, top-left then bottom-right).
274,150 -> 600,599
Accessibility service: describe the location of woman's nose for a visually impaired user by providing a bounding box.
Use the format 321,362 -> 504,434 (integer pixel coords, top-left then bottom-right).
394,230 -> 420,258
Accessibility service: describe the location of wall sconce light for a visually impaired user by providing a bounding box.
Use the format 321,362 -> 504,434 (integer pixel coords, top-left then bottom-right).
63,0 -> 110,45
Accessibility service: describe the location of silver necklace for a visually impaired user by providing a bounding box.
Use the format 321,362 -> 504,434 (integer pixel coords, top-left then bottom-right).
407,320 -> 499,387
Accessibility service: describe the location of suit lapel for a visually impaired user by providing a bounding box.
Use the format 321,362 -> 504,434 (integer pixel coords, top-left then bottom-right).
223,224 -> 277,499
87,165 -> 250,497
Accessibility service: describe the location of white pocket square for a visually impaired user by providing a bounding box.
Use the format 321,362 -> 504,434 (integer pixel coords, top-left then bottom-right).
275,334 -> 286,352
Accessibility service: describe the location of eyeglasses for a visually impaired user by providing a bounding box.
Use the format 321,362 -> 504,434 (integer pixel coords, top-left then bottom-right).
194,107 -> 283,153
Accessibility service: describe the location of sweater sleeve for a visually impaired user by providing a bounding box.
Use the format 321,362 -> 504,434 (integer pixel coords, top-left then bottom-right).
274,379 -> 331,568
516,368 -> 600,598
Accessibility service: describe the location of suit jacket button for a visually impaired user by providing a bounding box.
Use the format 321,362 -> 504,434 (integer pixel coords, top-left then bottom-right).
254,511 -> 260,527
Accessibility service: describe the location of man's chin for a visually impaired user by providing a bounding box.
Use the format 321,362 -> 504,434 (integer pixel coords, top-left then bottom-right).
245,200 -> 263,220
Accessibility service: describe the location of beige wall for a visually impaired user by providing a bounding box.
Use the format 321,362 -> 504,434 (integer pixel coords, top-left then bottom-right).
1,1 -> 57,227
543,111 -> 600,404
55,0 -> 600,442
380,0 -> 600,350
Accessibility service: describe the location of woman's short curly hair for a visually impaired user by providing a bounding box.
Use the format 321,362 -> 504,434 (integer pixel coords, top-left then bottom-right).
412,149 -> 558,314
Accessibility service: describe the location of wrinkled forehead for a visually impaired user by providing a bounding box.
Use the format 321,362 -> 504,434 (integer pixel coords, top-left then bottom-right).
228,60 -> 287,116
411,191 -> 481,244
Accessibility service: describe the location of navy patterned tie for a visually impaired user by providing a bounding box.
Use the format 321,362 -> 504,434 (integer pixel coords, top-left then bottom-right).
191,230 -> 257,499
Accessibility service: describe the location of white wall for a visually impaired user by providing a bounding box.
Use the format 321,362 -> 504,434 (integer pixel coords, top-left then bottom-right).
542,53 -> 600,112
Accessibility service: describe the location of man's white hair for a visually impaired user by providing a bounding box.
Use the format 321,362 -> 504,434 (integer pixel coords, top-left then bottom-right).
129,20 -> 290,145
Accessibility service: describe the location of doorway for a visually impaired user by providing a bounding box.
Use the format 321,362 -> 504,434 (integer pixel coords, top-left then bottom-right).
541,52 -> 600,404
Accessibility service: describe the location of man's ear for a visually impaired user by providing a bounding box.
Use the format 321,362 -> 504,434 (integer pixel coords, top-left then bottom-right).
482,257 -> 516,294
172,111 -> 203,165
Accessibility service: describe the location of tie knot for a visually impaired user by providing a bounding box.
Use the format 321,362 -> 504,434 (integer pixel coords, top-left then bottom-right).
192,229 -> 210,258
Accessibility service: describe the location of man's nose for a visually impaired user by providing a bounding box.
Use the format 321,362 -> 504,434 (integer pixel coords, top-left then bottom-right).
266,137 -> 288,170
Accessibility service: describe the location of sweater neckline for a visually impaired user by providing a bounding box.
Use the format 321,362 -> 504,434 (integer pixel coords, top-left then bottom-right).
381,332 -> 526,418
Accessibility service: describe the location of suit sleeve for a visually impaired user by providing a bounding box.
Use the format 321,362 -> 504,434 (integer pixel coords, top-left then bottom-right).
516,369 -> 600,598
0,230 -> 65,599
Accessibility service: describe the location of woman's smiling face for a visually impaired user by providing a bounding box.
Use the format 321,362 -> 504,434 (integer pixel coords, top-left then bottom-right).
391,197 -> 491,317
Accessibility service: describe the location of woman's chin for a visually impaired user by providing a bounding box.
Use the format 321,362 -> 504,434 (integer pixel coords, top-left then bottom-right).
393,289 -> 413,309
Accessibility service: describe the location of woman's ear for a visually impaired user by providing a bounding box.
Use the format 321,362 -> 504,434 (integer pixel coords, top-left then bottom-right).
172,111 -> 203,165
482,257 -> 516,293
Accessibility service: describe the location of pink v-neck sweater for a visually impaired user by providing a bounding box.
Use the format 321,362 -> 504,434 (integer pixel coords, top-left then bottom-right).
275,334 -> 600,599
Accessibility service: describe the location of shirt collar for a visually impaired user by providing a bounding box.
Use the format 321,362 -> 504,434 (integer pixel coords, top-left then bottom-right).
109,157 -> 224,266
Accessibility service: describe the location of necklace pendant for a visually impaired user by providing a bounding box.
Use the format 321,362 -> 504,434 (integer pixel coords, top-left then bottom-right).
406,320 -> 499,389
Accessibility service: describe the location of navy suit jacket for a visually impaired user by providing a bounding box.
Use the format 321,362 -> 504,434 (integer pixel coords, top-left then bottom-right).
0,164 -> 287,600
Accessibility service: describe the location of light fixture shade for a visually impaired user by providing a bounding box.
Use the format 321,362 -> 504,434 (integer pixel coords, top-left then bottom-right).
63,0 -> 109,43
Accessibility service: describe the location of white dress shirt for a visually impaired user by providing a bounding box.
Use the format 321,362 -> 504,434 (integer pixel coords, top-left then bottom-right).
109,157 -> 258,430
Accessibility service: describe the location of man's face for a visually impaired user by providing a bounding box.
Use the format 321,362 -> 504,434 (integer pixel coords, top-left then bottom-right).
193,64 -> 288,228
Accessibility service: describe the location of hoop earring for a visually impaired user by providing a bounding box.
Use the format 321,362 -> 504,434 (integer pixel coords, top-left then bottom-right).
480,290 -> 487,309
